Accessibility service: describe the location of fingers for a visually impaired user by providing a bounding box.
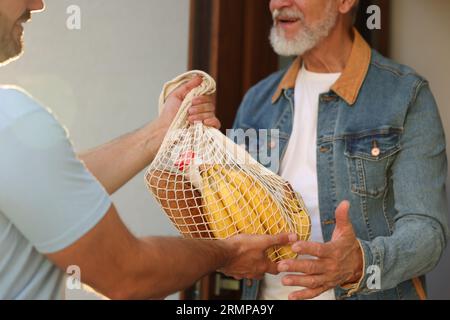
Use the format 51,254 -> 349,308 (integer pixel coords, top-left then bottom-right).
282,274 -> 327,289
265,233 -> 298,249
288,286 -> 328,300
266,261 -> 281,275
191,95 -> 213,106
188,112 -> 216,123
220,233 -> 299,281
203,118 -> 221,129
189,103 -> 214,116
188,95 -> 218,128
188,112 -> 221,129
171,76 -> 203,100
278,259 -> 327,274
334,200 -> 351,231
291,241 -> 331,258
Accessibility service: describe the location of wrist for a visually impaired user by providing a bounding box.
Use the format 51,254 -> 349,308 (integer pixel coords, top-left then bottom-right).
216,239 -> 237,271
349,250 -> 364,283
352,241 -> 364,281
342,240 -> 364,288
139,121 -> 167,161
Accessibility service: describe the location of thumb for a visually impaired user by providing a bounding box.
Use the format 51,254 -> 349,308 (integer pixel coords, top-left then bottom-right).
333,201 -> 353,238
172,76 -> 202,100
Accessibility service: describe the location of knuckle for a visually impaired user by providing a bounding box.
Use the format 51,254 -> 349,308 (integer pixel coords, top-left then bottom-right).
306,261 -> 315,274
310,278 -> 319,289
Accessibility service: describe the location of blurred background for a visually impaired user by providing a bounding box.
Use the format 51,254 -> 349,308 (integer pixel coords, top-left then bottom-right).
0,0 -> 448,299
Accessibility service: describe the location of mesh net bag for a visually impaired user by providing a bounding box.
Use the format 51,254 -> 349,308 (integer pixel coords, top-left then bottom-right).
145,71 -> 311,262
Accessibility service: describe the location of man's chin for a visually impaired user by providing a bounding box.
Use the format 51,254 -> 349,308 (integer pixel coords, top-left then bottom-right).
275,25 -> 303,41
270,29 -> 305,57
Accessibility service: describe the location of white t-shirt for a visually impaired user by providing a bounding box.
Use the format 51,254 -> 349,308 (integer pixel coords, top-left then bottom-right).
260,65 -> 341,300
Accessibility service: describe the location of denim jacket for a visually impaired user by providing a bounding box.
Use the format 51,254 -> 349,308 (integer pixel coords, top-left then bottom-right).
232,30 -> 449,300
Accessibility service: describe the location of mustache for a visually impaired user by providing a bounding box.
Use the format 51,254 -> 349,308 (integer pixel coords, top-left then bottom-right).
272,8 -> 304,21
18,11 -> 31,23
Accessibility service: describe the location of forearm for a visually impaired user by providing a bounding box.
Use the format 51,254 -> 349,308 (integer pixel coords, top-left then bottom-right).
79,121 -> 166,194
119,237 -> 229,299
354,215 -> 446,294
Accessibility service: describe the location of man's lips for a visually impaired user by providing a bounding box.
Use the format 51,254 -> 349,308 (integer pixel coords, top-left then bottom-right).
275,17 -> 301,28
277,16 -> 300,22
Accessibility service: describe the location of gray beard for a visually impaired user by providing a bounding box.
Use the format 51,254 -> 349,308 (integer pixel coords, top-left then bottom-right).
269,7 -> 338,57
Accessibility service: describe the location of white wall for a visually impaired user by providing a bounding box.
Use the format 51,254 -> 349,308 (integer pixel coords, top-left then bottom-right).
390,0 -> 450,299
0,0 -> 190,299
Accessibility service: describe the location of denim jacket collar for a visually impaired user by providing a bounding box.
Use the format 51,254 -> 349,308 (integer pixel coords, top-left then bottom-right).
271,28 -> 372,106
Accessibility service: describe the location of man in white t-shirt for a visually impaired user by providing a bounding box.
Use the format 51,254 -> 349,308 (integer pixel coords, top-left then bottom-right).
0,0 -> 295,299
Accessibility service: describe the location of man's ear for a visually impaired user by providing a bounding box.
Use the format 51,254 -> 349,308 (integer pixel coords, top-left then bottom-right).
337,0 -> 359,15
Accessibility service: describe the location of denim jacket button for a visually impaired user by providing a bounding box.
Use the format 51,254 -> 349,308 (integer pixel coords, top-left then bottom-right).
246,280 -> 253,287
270,141 -> 277,149
371,147 -> 381,157
371,140 -> 381,157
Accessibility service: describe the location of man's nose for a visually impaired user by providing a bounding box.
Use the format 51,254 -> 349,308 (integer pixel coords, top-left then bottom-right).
270,0 -> 294,12
27,0 -> 45,12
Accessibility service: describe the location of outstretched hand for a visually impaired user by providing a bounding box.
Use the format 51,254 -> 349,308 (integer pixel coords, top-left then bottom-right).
277,201 -> 364,300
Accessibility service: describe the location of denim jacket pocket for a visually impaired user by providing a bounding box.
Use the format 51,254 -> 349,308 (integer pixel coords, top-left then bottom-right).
344,129 -> 402,198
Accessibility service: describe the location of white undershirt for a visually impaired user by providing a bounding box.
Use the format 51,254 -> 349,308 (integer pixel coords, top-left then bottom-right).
260,64 -> 341,300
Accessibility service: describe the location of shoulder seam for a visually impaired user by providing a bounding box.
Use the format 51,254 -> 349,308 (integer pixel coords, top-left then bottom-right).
371,60 -> 422,79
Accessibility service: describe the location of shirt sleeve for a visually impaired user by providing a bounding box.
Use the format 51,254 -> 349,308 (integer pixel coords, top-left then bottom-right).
0,93 -> 112,254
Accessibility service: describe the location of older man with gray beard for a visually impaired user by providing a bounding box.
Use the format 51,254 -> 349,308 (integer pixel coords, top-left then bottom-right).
233,0 -> 448,300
